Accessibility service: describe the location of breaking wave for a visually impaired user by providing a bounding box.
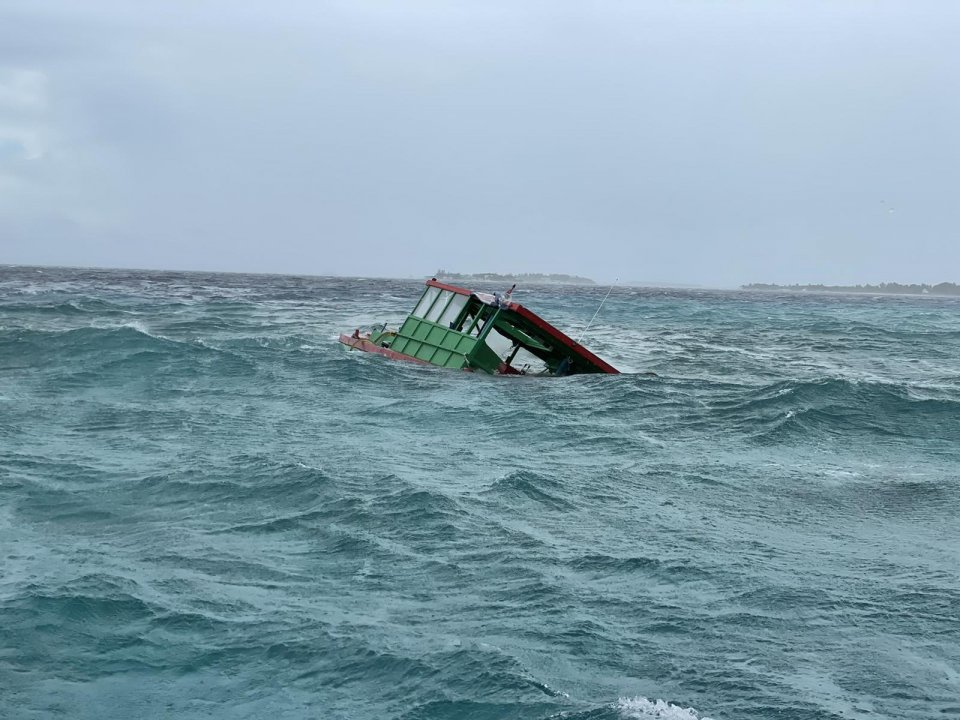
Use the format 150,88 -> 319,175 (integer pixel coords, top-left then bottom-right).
617,696 -> 714,720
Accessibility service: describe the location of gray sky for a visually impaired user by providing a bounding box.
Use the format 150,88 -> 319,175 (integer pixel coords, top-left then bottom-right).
1,1 -> 958,286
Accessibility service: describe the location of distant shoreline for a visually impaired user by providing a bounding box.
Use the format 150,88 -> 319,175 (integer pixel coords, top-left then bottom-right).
435,271 -> 596,286
743,282 -> 960,297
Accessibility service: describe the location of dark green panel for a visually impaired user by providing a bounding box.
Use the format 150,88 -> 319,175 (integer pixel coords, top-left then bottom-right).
427,326 -> 446,345
381,314 -> 496,372
399,317 -> 418,336
414,344 -> 435,361
466,340 -> 502,374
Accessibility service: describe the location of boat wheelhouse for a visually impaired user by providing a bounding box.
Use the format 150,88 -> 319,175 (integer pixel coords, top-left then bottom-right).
339,279 -> 618,376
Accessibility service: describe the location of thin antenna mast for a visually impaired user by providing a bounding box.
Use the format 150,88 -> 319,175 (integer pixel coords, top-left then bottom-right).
576,278 -> 617,344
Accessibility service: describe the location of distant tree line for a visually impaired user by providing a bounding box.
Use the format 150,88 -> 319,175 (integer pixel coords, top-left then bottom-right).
743,282 -> 960,296
435,270 -> 596,285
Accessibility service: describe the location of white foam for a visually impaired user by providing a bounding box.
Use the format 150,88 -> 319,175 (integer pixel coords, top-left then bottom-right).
617,696 -> 714,720
121,320 -> 152,335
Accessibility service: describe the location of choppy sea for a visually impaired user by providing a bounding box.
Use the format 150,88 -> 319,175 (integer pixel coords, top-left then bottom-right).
1,266 -> 958,720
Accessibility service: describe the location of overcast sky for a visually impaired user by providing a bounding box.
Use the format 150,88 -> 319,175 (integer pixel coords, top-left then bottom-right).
1,1 -> 957,285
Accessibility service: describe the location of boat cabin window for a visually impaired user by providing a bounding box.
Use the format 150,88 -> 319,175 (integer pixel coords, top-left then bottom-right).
412,286 -> 441,318
458,304 -> 489,335
457,310 -> 479,335
483,325 -> 549,374
509,346 -> 549,374
483,325 -> 513,357
425,290 -> 454,323
438,294 -> 468,328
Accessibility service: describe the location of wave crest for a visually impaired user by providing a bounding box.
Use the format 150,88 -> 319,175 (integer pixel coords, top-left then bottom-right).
617,696 -> 714,720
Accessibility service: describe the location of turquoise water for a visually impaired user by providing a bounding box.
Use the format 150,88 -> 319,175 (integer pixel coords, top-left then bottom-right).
1,266 -> 958,720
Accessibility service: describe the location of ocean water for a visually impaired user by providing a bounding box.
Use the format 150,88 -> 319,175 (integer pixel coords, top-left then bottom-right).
1,266 -> 958,720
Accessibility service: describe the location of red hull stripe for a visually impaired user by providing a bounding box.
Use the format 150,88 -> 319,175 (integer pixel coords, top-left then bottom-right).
424,279 -> 473,296
338,334 -> 431,366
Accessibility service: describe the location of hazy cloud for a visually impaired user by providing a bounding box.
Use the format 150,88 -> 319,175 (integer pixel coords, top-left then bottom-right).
1,0 -> 958,285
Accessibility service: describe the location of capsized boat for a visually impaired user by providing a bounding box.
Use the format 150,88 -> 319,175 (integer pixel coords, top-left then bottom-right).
339,278 -> 619,375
